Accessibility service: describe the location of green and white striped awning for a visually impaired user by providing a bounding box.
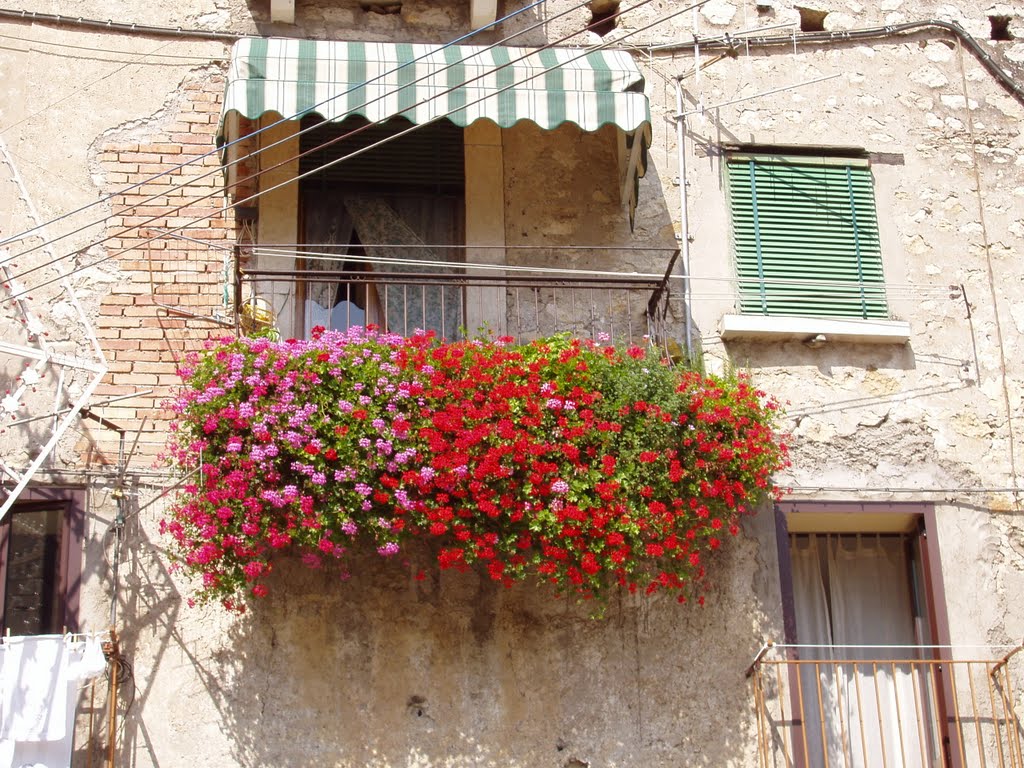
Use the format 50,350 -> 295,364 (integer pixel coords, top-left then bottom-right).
217,38 -> 652,220
220,38 -> 651,134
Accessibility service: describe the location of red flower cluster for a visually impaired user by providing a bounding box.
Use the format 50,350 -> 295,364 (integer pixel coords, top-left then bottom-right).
162,329 -> 788,612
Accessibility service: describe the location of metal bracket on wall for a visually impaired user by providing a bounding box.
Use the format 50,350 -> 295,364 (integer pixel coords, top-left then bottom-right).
958,283 -> 981,386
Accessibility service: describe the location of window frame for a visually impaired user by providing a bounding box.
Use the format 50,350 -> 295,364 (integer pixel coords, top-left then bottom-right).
773,500 -> 958,766
0,487 -> 85,635
725,149 -> 890,322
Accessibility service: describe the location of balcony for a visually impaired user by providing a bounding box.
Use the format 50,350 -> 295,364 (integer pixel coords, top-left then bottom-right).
747,644 -> 1024,767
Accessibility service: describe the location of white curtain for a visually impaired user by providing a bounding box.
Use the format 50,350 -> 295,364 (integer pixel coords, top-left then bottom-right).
790,534 -> 935,768
343,196 -> 462,339
791,535 -> 844,766
303,207 -> 384,334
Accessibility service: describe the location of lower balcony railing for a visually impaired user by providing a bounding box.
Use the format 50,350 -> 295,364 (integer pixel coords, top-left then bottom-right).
748,646 -> 1024,768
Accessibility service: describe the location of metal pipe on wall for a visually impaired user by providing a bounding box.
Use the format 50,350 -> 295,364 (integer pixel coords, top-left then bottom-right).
674,78 -> 694,362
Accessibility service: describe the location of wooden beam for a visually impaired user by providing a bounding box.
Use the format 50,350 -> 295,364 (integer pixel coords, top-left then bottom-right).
270,0 -> 295,24
470,0 -> 497,29
620,127 -> 643,210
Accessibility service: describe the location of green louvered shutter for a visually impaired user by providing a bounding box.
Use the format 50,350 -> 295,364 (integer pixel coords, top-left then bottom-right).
727,154 -> 889,319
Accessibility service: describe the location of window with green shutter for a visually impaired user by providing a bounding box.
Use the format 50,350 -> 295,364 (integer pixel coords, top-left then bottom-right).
726,153 -> 889,319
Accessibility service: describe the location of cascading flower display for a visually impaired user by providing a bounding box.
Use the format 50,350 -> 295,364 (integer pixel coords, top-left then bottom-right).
162,327 -> 788,612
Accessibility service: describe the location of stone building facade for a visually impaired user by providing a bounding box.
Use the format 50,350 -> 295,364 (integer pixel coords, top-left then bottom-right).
0,0 -> 1021,765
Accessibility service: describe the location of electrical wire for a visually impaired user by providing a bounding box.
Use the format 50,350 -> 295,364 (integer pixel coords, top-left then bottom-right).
2,0 -> 706,302
243,245 -> 962,297
0,143 -> 98,195
956,41 -> 1020,505
6,465 -> 178,479
162,229 -> 679,252
0,31 -> 224,61
0,0 -> 557,252
2,10 -> 1007,524
2,0 -> 639,273
8,14 -> 1017,265
110,654 -> 135,724
645,19 -> 1024,106
8,390 -> 153,427
0,40 -> 177,137
783,485 -> 1021,495
170,234 -> 964,302
0,7 -> 245,41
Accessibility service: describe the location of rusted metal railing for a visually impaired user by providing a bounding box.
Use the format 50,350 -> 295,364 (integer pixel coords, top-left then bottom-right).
140,232 -> 688,355
240,259 -> 684,354
748,645 -> 1024,768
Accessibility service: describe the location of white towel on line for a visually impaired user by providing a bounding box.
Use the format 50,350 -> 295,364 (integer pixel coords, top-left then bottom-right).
0,634 -> 108,768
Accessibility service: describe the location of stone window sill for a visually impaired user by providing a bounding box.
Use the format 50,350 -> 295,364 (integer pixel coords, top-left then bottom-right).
719,314 -> 911,345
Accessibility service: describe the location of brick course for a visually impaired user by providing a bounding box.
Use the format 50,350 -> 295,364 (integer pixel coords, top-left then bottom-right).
86,73 -> 236,467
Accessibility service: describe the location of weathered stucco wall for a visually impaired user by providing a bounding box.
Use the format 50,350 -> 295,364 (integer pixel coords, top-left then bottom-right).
1,0 -> 1022,765
114,509 -> 782,767
655,20 -> 1024,654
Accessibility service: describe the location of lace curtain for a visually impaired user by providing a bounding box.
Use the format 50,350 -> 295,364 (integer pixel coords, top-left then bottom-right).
790,534 -> 937,767
302,206 -> 384,333
342,195 -> 462,339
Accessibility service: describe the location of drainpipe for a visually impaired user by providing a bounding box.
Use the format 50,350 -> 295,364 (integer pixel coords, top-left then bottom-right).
109,486 -> 125,629
673,78 -> 694,362
79,407 -> 135,629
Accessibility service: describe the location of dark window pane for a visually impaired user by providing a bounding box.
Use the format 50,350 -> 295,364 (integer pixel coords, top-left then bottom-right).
4,506 -> 63,635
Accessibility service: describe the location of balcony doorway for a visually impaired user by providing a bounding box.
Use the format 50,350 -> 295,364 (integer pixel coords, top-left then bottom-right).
788,532 -> 939,767
297,115 -> 465,340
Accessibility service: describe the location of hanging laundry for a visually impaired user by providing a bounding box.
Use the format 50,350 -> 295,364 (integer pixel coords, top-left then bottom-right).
0,634 -> 108,768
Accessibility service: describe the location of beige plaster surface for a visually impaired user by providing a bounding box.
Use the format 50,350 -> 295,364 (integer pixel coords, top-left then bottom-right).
255,114 -> 301,339
464,120 -> 507,335
116,504 -> 782,768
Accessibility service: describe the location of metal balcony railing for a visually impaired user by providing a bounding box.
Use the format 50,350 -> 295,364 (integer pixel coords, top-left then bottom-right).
237,248 -> 685,354
137,232 -> 688,355
747,645 -> 1024,768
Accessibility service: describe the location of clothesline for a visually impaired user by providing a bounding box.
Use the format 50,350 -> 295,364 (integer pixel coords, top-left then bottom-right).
0,631 -> 111,767
246,245 -> 961,296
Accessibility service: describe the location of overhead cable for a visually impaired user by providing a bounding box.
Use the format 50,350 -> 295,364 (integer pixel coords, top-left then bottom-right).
648,19 -> 1024,105
0,0 -> 554,251
5,15 -> 1021,258
784,484 -> 1022,495
0,7 -> 245,41
244,245 -> 962,297
8,0 -> 613,263
0,31 -> 224,61
3,0 -> 708,303
0,39 -> 178,138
